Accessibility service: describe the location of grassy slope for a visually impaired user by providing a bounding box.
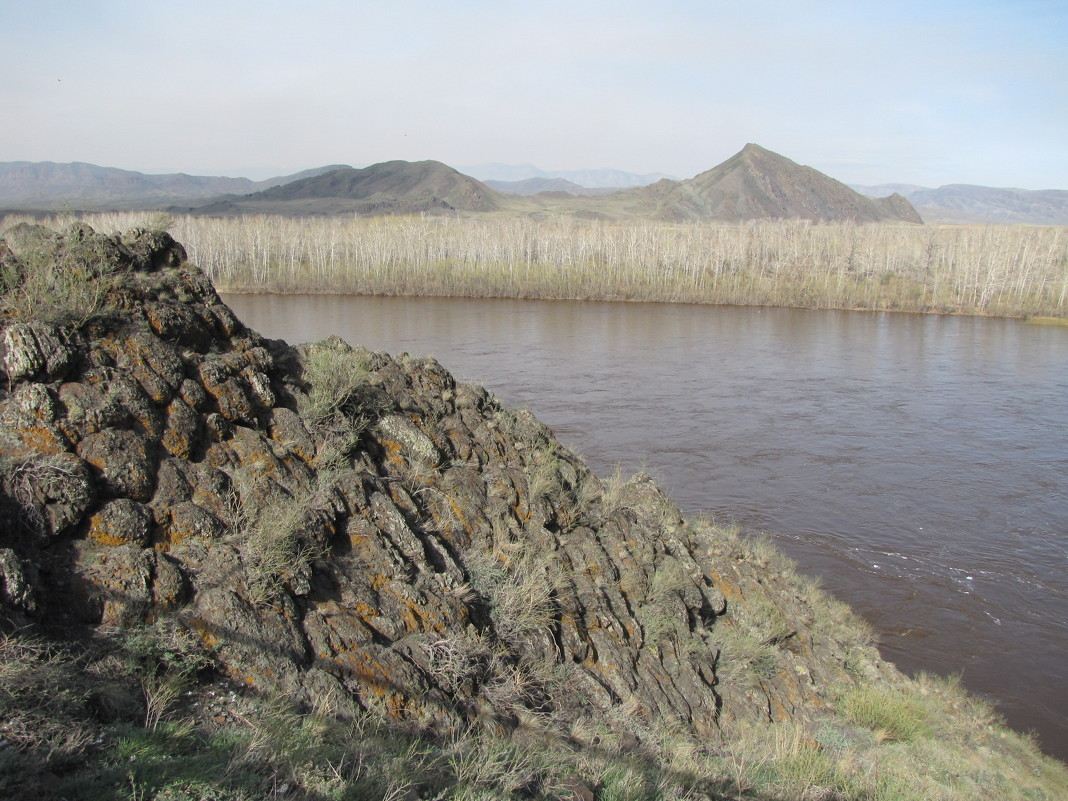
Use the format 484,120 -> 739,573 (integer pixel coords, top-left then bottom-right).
3,527 -> 1067,801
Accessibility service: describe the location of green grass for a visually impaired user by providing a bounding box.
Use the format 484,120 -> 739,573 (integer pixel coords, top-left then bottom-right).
840,685 -> 930,742
1,221 -> 125,328
2,617 -> 1067,801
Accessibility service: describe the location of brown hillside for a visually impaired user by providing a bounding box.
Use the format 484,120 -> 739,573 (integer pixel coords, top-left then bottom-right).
623,144 -> 921,223
202,160 -> 503,216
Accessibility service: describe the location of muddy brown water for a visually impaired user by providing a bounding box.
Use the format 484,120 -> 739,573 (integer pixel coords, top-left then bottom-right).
223,293 -> 1068,760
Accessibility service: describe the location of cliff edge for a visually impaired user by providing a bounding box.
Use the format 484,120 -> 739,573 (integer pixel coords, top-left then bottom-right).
0,225 -> 1062,800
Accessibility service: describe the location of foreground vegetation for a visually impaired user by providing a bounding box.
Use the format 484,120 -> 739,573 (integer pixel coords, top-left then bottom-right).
3,523 -> 1066,801
6,212 -> 1064,318
1,221 -> 1066,800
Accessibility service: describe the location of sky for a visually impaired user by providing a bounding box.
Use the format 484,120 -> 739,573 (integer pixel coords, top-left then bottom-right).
2,0 -> 1066,189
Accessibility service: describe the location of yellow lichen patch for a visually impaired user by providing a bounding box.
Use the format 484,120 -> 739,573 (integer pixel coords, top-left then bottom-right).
369,574 -> 390,592
160,426 -> 192,460
703,568 -> 744,604
188,618 -> 220,649
152,582 -> 182,608
273,434 -> 315,463
335,651 -> 387,688
17,424 -> 68,455
352,601 -> 379,620
159,527 -> 192,550
160,400 -> 199,459
379,438 -> 405,469
378,585 -> 449,635
86,507 -> 148,547
398,604 -> 420,633
447,497 -> 470,534
769,695 -> 791,722
87,527 -> 133,548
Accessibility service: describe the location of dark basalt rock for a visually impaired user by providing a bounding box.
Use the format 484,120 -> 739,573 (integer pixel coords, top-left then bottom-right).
0,224 -> 897,745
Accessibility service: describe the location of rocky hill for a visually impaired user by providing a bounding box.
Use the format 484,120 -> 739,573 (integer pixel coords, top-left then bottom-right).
0,225 -> 1063,799
195,160 -> 503,216
0,162 -> 348,211
619,145 -> 921,224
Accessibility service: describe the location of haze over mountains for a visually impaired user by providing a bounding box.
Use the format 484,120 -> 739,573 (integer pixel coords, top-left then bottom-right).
482,177 -> 619,197
460,163 -> 674,188
852,183 -> 1068,225
2,145 -> 1064,224
0,161 -> 349,210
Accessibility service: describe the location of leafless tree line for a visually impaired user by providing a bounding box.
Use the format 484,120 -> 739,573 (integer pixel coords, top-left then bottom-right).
5,213 -> 1066,317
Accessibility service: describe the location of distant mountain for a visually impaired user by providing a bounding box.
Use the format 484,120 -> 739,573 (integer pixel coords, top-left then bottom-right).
0,161 -> 349,210
621,144 -> 921,224
850,183 -> 926,198
484,177 -> 618,197
195,160 -> 503,216
260,165 -> 353,187
853,183 -> 1068,225
7,156 -> 1065,225
461,163 -> 673,189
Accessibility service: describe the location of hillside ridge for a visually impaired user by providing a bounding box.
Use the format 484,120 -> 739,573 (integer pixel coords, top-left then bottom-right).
854,182 -> 1068,225
195,159 -> 502,216
615,144 -> 921,223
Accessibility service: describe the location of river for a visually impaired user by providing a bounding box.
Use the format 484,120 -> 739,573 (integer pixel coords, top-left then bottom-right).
223,292 -> 1068,760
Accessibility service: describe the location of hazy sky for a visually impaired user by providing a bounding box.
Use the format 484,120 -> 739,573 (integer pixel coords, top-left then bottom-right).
2,0 -> 1066,188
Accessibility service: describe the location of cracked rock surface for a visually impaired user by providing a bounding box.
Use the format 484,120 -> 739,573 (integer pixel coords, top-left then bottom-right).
0,224 -> 896,744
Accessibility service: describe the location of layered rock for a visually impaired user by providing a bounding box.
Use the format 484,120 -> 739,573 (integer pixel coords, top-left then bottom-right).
0,224 -> 894,745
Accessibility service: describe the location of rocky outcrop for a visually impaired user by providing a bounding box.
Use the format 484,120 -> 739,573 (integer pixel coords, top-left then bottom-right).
0,224 -> 894,744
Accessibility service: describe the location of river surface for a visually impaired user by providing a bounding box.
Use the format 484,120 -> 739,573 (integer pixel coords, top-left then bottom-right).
223,293 -> 1068,760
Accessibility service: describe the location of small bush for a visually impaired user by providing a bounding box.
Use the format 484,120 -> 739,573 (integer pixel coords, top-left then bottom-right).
0,438 -> 88,541
299,338 -> 378,424
467,547 -> 561,652
840,685 -> 929,742
298,339 -> 384,468
236,480 -> 332,605
1,223 -> 124,328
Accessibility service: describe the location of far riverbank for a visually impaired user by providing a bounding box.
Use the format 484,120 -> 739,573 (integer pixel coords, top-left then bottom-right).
4,212 -> 1066,319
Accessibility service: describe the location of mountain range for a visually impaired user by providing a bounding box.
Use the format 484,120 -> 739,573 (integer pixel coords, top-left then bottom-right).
172,145 -> 919,223
852,183 -> 1068,225
3,146 -> 1064,225
0,161 -> 349,210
